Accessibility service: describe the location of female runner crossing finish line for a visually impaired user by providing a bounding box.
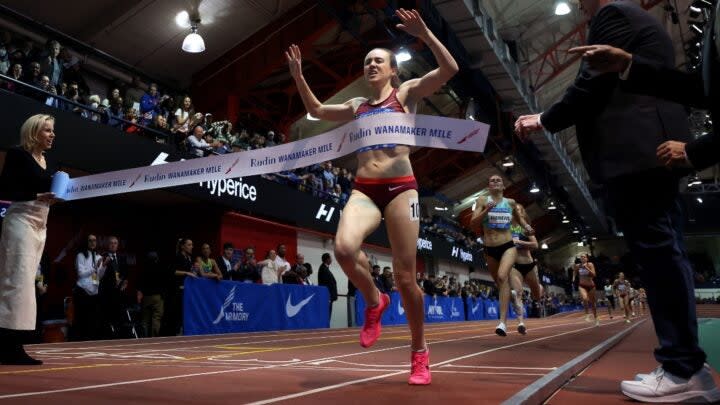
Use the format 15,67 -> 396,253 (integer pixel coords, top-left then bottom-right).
286,7 -> 459,385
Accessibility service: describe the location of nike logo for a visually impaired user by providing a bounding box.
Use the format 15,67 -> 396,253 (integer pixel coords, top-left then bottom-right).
398,301 -> 405,315
471,302 -> 481,314
388,185 -> 406,192
285,293 -> 315,318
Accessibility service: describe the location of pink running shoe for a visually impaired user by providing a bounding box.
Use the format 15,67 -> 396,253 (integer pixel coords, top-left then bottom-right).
408,348 -> 431,385
360,292 -> 390,348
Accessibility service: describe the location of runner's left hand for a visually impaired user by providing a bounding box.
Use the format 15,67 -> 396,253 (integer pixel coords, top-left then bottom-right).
395,9 -> 430,39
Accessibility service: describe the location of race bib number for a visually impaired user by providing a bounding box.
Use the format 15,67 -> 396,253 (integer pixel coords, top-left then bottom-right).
487,208 -> 512,229
409,197 -> 420,221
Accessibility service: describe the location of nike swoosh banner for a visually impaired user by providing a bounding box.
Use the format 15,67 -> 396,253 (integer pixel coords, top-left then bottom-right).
183,278 -> 329,335
53,113 -> 489,201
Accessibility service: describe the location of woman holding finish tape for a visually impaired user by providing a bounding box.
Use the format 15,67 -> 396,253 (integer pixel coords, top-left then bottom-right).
286,8 -> 458,385
0,114 -> 59,365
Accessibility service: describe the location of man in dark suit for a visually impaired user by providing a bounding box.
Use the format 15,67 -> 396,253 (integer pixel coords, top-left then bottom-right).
98,236 -> 128,339
515,1 -> 718,402
568,1 -> 719,171
216,242 -> 238,281
318,253 -> 337,321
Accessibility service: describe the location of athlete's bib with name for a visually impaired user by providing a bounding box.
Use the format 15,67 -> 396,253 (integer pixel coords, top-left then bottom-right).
487,208 -> 512,230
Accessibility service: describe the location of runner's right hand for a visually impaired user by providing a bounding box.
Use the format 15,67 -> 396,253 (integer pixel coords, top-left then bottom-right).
285,44 -> 303,80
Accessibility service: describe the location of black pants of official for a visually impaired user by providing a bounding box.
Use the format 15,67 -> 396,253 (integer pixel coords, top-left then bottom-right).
607,168 -> 706,378
71,289 -> 102,341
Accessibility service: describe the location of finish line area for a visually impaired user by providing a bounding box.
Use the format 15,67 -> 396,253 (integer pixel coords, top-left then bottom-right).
4,311 -> 717,404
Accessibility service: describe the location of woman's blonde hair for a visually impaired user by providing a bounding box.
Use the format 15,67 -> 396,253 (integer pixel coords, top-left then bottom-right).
20,114 -> 54,152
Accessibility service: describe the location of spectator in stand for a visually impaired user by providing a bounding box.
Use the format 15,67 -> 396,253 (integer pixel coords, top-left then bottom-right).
151,114 -> 170,132
86,95 -> 103,122
282,253 -> 310,285
195,243 -> 223,281
318,253 -> 338,320
331,184 -> 343,204
1,63 -> 23,93
26,61 -> 42,87
39,40 -> 62,87
423,274 -> 436,296
265,131 -> 277,147
124,108 -> 141,135
321,161 -> 335,190
109,88 -> 121,104
108,97 -> 124,128
295,253 -> 313,284
63,82 -> 83,114
187,125 -> 214,157
137,251 -> 168,338
72,234 -> 107,341
434,278 -> 448,297
234,247 -> 260,283
139,83 -> 160,126
382,267 -> 396,293
124,76 -> 145,111
371,265 -> 385,293
173,96 -> 194,138
61,57 -> 89,97
216,242 -> 238,280
259,250 -> 284,285
0,43 -> 9,75
275,244 -> 291,277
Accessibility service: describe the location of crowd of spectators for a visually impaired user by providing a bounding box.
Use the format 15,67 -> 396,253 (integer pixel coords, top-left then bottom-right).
420,216 -> 479,250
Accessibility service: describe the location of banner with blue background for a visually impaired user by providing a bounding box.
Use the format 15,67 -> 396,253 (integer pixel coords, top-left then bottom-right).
183,278 -> 329,335
355,292 -> 465,325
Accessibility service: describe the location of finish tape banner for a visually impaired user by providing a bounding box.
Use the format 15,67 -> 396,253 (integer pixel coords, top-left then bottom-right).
52,113 -> 488,201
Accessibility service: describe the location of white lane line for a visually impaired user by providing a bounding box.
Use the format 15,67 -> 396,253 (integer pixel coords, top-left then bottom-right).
284,366 -> 546,377
27,322 -> 482,352
440,364 -> 557,371
0,319 -> 592,399
245,320 -> 627,405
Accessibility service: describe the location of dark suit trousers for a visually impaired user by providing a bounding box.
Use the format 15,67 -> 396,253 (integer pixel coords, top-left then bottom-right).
607,169 -> 706,378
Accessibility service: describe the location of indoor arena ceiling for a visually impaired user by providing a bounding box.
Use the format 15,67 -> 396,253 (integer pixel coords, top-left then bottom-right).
0,0 -> 304,87
1,0 -> 706,249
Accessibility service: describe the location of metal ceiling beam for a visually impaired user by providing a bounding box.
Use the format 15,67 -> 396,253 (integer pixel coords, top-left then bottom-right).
191,0 -> 338,119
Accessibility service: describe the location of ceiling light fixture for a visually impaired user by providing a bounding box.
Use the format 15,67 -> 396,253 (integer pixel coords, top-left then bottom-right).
396,50 -> 412,63
555,1 -> 572,16
502,156 -> 515,167
541,243 -> 549,250
182,21 -> 205,53
548,201 -> 557,210
697,197 -> 704,204
562,216 -> 569,224
530,182 -> 540,193
688,174 -> 702,187
175,11 -> 191,28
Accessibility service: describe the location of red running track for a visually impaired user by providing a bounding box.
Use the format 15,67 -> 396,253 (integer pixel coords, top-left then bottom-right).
0,311 -> 711,404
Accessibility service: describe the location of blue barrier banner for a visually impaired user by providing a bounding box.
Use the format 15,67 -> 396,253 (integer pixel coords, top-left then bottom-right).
183,278 -> 329,335
485,299 -> 499,320
465,297 -> 486,321
355,292 -> 408,326
424,296 -> 465,323
355,293 -> 465,325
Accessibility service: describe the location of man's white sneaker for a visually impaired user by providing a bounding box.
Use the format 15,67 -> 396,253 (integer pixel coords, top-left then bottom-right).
621,366 -> 720,403
635,364 -> 713,382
